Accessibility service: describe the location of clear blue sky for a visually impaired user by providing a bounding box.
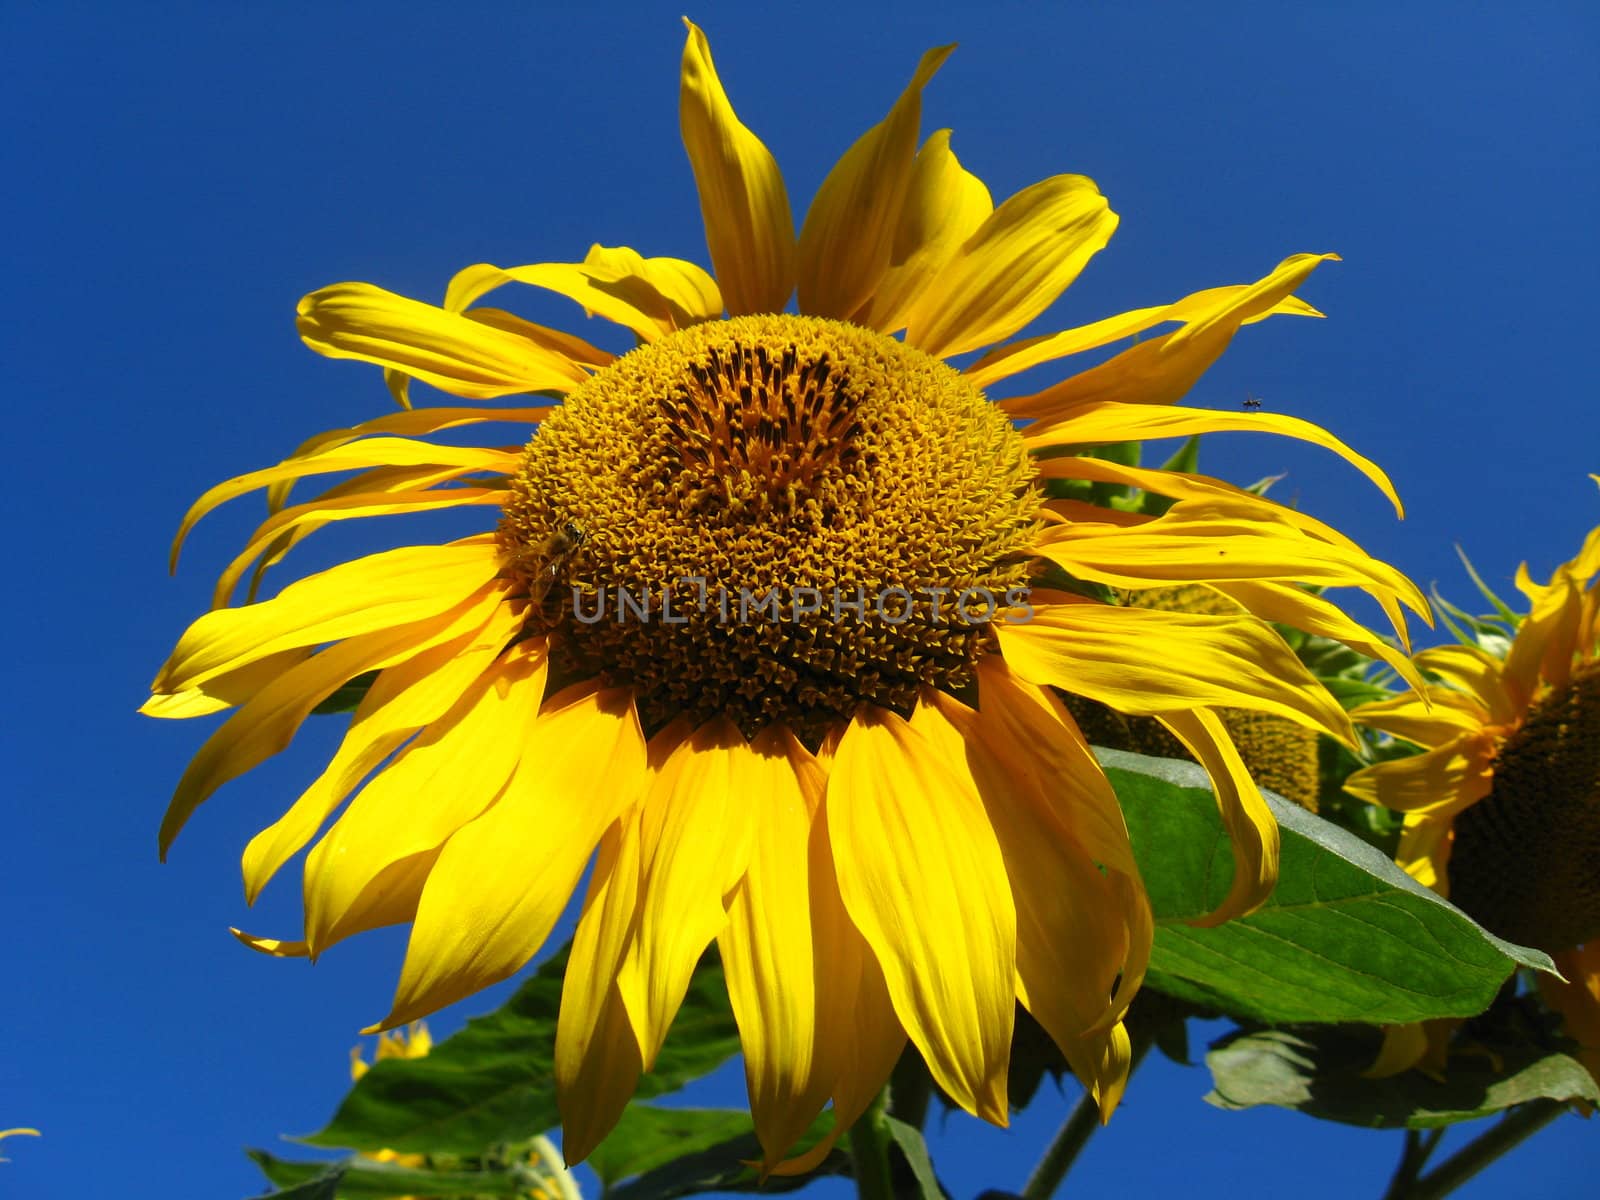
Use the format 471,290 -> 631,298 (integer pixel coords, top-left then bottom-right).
3,2 -> 1596,1196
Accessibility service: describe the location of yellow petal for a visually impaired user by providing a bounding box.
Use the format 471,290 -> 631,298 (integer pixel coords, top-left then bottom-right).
770,787 -> 906,1177
970,658 -> 1141,885
826,706 -> 1014,1124
215,486 -> 506,609
297,284 -> 593,398
997,596 -> 1356,745
1213,579 -> 1424,690
915,689 -> 1145,1058
1364,1023 -> 1429,1079
1348,688 -> 1489,750
1024,398 -> 1402,518
155,539 -> 502,694
445,247 -> 721,344
796,45 -> 954,318
618,719 -> 759,1068
1156,707 -> 1280,923
1394,814 -> 1455,893
850,130 -> 993,334
158,586 -> 504,860
1412,644 -> 1518,727
717,727 -> 835,1171
240,597 -> 526,906
965,286 -> 1322,391
171,439 -> 516,571
1505,564 -> 1589,703
558,979 -> 643,1167
1028,453 -> 1421,650
557,811 -> 647,1164
1343,738 -> 1495,815
265,403 -> 550,513
1035,499 -> 1422,622
303,637 -> 548,955
1002,252 -> 1338,416
905,174 -> 1117,357
1058,1021 -> 1135,1118
231,928 -> 309,957
141,647 -> 312,719
378,684 -> 646,1028
679,20 -> 795,316
248,464 -> 487,604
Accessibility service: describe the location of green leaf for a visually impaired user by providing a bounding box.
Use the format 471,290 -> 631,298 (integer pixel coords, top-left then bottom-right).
311,671 -> 378,715
884,1116 -> 945,1200
1139,437 -> 1200,516
250,1149 -> 532,1197
1100,749 -> 1555,1025
588,1107 -> 755,1187
307,945 -> 741,1156
604,1112 -> 847,1200
1204,1027 -> 1600,1128
246,1154 -> 346,1199
1317,675 -> 1395,710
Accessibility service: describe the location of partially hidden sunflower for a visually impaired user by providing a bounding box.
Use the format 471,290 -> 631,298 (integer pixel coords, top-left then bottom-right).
146,21 -> 1427,1171
1347,485 -> 1600,1082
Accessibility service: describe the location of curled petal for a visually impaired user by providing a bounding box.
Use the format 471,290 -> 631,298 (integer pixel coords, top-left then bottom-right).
679,20 -> 796,315
905,174 -> 1117,357
797,45 -> 954,318
297,284 -> 594,398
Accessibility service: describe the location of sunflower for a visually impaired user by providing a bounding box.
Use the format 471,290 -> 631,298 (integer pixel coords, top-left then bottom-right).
1347,487 -> 1600,1081
146,21 -> 1426,1171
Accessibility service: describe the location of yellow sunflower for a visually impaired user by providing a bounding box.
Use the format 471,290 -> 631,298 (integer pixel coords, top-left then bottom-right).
1348,486 -> 1600,1081
146,21 -> 1426,1171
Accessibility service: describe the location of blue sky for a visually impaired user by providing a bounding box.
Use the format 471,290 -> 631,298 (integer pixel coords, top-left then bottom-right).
2,1 -> 1596,1196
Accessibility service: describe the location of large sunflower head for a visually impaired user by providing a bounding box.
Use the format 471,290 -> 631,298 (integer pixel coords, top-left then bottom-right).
1347,486 -> 1600,1077
147,21 -> 1427,1172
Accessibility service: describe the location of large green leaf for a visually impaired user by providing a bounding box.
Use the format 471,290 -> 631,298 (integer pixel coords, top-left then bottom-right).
588,1107 -> 755,1187
604,1112 -> 847,1200
246,1155 -> 346,1199
306,945 -> 741,1156
250,1150 -> 528,1197
1204,1028 -> 1599,1128
1101,750 -> 1554,1025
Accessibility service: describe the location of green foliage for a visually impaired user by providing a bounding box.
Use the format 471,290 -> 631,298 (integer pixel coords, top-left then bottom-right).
1204,1027 -> 1598,1129
1102,750 -> 1554,1025
250,1149 -> 528,1196
883,1117 -> 945,1200
603,1112 -> 847,1200
307,946 -> 740,1157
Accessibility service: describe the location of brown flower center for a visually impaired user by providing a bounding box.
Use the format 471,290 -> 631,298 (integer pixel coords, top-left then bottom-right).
499,314 -> 1041,740
1448,659 -> 1600,951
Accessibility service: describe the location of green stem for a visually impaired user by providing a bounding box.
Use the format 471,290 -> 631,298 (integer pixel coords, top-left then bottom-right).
849,1089 -> 896,1200
1022,1029 -> 1155,1200
1381,1128 -> 1443,1200
888,1046 -> 934,1131
1401,1101 -> 1566,1200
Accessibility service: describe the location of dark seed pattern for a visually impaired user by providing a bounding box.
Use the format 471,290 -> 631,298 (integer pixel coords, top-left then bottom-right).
498,314 -> 1042,741
1448,660 -> 1600,952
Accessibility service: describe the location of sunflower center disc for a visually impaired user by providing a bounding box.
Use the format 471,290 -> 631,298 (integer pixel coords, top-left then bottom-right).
1448,659 -> 1600,951
500,313 -> 1041,739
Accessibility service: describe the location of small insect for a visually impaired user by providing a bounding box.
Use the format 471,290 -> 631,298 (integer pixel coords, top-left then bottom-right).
521,520 -> 586,606
1242,393 -> 1263,411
